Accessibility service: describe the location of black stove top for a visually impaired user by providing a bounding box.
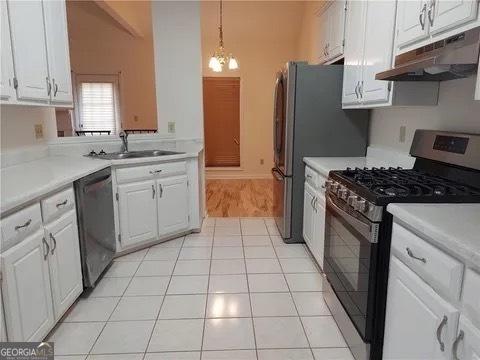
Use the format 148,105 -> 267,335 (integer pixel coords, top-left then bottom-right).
329,166 -> 480,205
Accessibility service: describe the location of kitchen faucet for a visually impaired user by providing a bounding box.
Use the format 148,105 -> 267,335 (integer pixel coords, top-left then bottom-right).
119,131 -> 129,152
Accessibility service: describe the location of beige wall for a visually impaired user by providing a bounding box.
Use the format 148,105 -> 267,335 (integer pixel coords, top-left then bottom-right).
67,1 -> 157,130
201,1 -> 304,178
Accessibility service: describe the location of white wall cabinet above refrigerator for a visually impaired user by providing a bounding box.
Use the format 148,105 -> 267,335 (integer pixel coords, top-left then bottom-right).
315,1 -> 347,64
0,2 -> 15,102
342,0 -> 439,109
396,0 -> 479,53
1,0 -> 73,107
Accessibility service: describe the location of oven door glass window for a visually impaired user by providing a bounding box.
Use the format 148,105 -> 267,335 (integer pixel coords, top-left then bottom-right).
324,194 -> 377,341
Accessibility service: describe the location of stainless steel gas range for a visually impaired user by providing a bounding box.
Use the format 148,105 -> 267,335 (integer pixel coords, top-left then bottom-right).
322,130 -> 480,360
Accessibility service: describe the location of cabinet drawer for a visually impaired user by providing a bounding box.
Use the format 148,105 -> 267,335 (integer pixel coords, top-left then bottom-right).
305,166 -> 327,191
1,203 -> 42,249
462,268 -> 480,328
116,161 -> 187,184
41,187 -> 75,223
391,222 -> 464,300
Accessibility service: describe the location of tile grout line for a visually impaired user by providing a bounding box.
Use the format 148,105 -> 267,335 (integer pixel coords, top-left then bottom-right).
142,235 -> 185,359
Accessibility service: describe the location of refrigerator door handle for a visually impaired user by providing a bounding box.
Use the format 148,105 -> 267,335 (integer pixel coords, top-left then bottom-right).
272,167 -> 283,181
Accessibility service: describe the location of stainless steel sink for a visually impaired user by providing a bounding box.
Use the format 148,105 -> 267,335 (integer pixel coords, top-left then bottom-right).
88,150 -> 185,160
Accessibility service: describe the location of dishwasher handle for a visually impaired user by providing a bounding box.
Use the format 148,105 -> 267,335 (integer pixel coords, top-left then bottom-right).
84,174 -> 112,194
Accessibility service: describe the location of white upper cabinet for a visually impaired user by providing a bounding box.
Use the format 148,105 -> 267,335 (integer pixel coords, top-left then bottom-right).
7,0 -> 50,102
342,0 -> 366,106
361,0 -> 396,104
45,210 -> 83,320
1,2 -> 15,101
316,1 -> 347,64
429,0 -> 479,35
157,176 -> 189,236
383,257 -> 459,360
315,9 -> 329,64
1,230 -> 55,341
43,0 -> 73,104
396,0 -> 430,48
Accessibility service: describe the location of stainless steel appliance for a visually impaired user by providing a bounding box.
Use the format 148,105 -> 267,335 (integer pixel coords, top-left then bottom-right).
323,130 -> 480,360
376,27 -> 480,81
272,62 -> 369,243
74,167 -> 116,288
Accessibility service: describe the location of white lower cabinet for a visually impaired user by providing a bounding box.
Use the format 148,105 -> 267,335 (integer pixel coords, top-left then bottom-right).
454,316 -> 480,360
44,210 -> 83,319
118,180 -> 159,248
157,175 -> 189,235
383,256 -> 459,359
1,229 -> 55,341
303,182 -> 316,251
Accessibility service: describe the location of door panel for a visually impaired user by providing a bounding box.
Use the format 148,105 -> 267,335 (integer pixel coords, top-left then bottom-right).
45,210 -> 82,320
8,0 -> 50,101
396,0 -> 430,48
1,2 -> 15,101
118,180 -> 158,248
312,192 -> 325,269
203,77 -> 240,167
303,183 -> 315,250
455,316 -> 480,360
383,256 -> 459,360
327,0 -> 346,60
1,230 -> 54,341
316,9 -> 330,63
43,0 -> 73,103
157,176 -> 189,235
430,0 -> 479,35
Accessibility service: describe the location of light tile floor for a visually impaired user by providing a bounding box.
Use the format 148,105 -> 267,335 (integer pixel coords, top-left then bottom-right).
50,218 -> 354,360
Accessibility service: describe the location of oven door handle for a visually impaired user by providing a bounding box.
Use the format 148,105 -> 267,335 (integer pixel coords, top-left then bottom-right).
327,193 -> 379,244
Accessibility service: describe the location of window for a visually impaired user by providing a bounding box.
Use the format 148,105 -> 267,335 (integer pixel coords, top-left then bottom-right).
74,74 -> 121,135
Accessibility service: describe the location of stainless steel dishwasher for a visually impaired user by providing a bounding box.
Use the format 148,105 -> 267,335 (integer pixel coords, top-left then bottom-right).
74,167 -> 116,288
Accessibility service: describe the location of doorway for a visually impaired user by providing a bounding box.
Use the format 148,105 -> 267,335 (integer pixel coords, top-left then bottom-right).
203,77 -> 240,167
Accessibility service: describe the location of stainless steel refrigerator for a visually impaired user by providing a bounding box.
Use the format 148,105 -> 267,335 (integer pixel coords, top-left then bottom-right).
272,62 -> 369,243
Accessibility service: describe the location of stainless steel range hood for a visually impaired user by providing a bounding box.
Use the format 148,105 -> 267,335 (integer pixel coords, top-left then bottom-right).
376,27 -> 480,81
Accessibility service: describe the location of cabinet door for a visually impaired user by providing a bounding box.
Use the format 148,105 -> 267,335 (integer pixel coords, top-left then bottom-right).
342,0 -> 366,106
1,230 -> 54,341
42,0 -> 72,104
303,183 -> 315,252
430,0 -> 478,35
1,2 -> 15,101
312,193 -> 325,269
383,256 -> 459,360
396,0 -> 430,49
7,0 -> 50,101
315,9 -> 330,64
157,176 -> 189,235
45,210 -> 82,320
327,0 -> 346,61
361,0 -> 396,105
455,316 -> 480,360
118,180 -> 158,248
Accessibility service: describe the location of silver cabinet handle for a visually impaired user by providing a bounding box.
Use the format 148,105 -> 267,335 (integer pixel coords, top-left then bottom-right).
428,0 -> 435,27
406,247 -> 427,263
326,43 -> 330,56
152,184 -> 156,199
46,77 -> 52,96
359,80 -> 364,98
419,3 -> 427,30
354,82 -> 360,99
313,197 -> 318,212
42,237 -> 50,260
452,330 -> 464,360
436,315 -> 447,352
49,233 -> 57,255
54,82 -> 58,97
306,174 -> 313,179
15,219 -> 32,231
149,170 -> 162,175
56,199 -> 68,208
159,184 -> 163,198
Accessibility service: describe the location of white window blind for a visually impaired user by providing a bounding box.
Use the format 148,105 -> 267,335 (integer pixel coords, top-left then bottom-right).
79,82 -> 117,133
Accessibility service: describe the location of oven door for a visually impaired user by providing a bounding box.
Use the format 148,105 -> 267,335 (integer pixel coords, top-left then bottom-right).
324,192 -> 379,342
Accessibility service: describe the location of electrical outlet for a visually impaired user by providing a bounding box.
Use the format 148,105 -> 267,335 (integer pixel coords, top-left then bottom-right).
399,125 -> 406,143
260,159 -> 264,165
168,122 -> 175,133
34,124 -> 43,140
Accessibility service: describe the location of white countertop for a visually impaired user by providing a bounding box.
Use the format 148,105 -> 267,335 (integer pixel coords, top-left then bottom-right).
388,203 -> 480,271
1,143 -> 203,215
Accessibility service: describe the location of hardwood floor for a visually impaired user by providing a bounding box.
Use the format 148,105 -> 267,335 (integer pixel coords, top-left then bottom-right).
206,179 -> 274,217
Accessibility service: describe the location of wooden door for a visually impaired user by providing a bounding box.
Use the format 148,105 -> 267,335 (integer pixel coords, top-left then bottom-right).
1,230 -> 54,341
45,210 -> 82,320
157,175 -> 189,235
203,77 -> 240,167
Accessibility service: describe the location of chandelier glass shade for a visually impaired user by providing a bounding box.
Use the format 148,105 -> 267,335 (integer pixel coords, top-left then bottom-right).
208,1 -> 238,72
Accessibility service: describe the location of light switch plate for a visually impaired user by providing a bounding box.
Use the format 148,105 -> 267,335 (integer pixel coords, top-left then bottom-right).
168,122 -> 175,133
34,124 -> 43,140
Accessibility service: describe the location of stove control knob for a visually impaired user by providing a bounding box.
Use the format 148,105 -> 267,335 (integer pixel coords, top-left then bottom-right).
356,199 -> 368,212
324,180 -> 332,190
338,187 -> 348,199
347,195 -> 357,207
330,182 -> 339,193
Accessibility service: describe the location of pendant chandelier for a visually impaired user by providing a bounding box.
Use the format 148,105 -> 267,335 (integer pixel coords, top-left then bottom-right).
208,0 -> 238,72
